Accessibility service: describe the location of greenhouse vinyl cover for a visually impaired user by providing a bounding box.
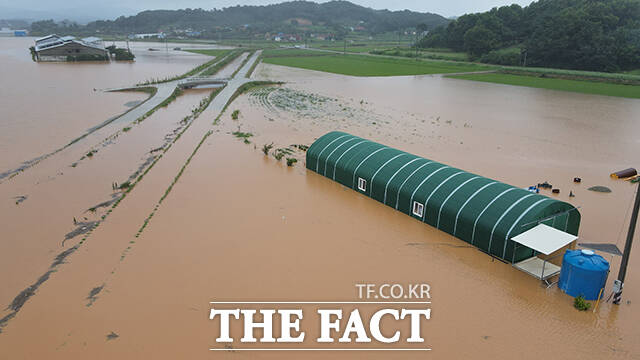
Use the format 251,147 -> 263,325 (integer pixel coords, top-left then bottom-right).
306,131 -> 580,263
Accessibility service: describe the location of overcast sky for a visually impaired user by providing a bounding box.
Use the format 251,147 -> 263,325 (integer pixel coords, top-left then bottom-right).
1,0 -> 535,21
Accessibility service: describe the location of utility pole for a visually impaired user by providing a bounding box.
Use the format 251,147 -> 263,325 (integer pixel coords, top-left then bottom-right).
343,37 -> 346,55
415,28 -> 419,60
613,182 -> 640,304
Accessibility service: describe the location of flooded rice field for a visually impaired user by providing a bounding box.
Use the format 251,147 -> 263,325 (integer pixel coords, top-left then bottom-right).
0,44 -> 639,359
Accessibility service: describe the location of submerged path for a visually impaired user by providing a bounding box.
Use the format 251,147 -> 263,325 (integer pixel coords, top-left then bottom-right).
0,81 -> 179,182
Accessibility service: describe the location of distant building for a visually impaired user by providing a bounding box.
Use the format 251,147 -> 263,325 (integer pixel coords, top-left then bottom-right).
129,33 -> 166,39
33,34 -> 108,62
1,28 -> 28,37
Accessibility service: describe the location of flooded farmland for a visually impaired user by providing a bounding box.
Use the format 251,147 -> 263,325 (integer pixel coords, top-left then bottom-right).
0,37 -> 220,171
1,38 -> 639,359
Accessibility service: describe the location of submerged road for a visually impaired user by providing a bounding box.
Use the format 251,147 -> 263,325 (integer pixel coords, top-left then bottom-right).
0,81 -> 180,181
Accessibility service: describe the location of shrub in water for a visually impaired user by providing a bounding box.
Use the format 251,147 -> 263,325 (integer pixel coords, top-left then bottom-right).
574,295 -> 591,311
286,158 -> 298,167
262,143 -> 274,155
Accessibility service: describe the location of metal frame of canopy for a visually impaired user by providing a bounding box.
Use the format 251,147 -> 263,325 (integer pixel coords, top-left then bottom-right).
511,224 -> 578,287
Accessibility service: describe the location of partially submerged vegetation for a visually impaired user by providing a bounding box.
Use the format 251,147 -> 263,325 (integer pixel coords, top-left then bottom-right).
248,86 -> 363,121
273,147 -> 293,161
1,85 -> 161,182
158,88 -> 183,109
448,73 -> 640,99
245,54 -> 262,78
370,47 -> 468,62
200,50 -> 244,76
116,86 -> 158,97
262,143 -> 274,155
286,158 -> 297,167
184,49 -> 232,57
231,51 -> 256,77
214,81 -> 284,125
120,88 -> 224,256
498,67 -> 640,86
106,45 -> 135,61
137,51 -> 236,85
259,144 -> 307,167
134,87 -> 184,125
574,295 -> 592,311
232,131 -> 253,144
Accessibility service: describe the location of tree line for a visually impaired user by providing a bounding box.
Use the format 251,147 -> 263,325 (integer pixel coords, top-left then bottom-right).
419,0 -> 640,72
29,1 -> 449,39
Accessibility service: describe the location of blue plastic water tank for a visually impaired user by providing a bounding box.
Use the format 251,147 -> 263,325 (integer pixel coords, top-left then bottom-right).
558,249 -> 609,300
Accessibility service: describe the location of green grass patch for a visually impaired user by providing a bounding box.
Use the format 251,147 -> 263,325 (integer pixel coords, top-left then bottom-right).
184,49 -> 232,57
500,67 -> 640,85
116,86 -> 158,97
158,88 -> 183,108
246,56 -> 262,78
448,73 -> 640,99
370,48 -> 468,61
318,45 -> 394,53
262,48 -> 330,58
200,50 -> 243,76
231,51 -> 256,78
262,54 -> 488,77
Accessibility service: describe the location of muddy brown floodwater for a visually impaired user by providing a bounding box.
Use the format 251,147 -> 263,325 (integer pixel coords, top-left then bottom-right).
0,45 -> 639,359
0,37 -> 218,171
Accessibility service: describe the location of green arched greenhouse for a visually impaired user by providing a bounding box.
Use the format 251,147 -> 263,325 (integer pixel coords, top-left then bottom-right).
306,131 -> 580,263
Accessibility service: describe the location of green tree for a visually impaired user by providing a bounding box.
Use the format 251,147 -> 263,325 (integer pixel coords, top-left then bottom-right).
464,24 -> 499,58
419,0 -> 640,72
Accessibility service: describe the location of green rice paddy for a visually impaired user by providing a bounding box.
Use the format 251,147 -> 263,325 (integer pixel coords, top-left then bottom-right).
448,73 -> 640,99
262,54 -> 489,76
184,49 -> 233,57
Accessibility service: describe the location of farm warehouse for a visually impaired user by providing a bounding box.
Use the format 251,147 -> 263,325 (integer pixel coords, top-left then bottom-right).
306,131 -> 580,263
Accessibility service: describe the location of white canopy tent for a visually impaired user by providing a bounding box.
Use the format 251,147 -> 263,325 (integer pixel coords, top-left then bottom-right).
511,224 -> 578,285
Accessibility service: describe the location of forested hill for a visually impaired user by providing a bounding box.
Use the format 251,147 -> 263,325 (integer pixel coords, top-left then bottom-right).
420,0 -> 640,72
31,1 -> 448,37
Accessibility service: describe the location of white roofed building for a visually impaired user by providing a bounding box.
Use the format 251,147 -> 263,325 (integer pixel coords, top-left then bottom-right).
34,34 -> 108,62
